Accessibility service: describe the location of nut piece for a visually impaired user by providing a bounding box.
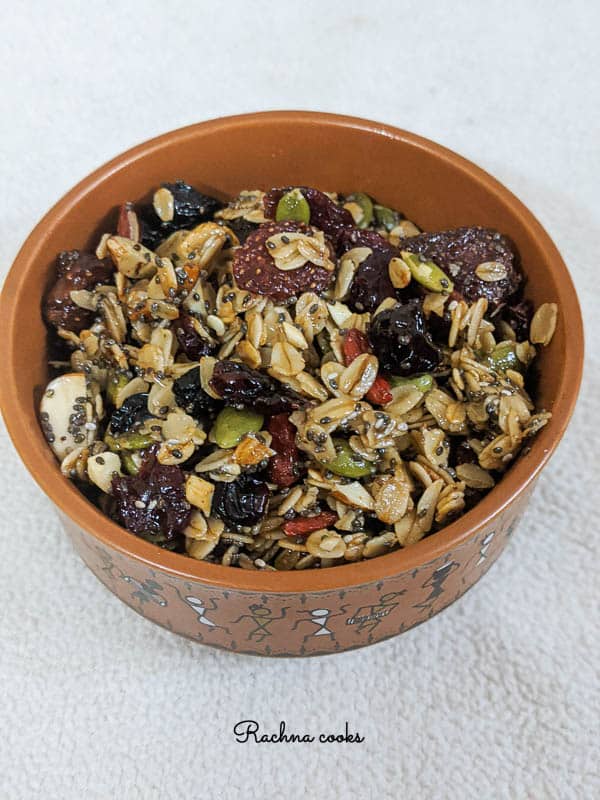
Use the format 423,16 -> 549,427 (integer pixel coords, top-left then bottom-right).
529,302 -> 558,346
233,434 -> 275,466
87,452 -> 123,493
305,529 -> 347,559
40,373 -> 97,460
185,475 -> 215,515
388,257 -> 412,289
153,187 -> 175,222
475,261 -> 508,282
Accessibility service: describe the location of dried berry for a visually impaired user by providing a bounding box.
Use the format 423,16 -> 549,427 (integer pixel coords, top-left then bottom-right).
282,510 -> 338,538
108,393 -> 151,435
172,368 -> 219,418
502,298 -> 533,341
338,229 -> 416,312
267,413 -> 303,488
397,227 -> 521,305
112,457 -> 191,541
44,251 -> 114,332
232,220 -> 334,301
173,312 -> 218,360
139,180 -> 222,249
264,186 -> 354,248
342,329 -> 393,405
219,216 -> 257,244
210,360 -> 310,415
369,300 -> 442,376
211,473 -> 269,528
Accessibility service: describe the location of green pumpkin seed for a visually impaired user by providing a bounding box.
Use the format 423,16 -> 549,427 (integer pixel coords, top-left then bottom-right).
485,342 -> 524,374
106,371 -> 130,405
105,431 -> 154,452
373,203 -> 401,232
212,406 -> 264,449
121,452 -> 141,475
389,373 -> 434,393
401,251 -> 454,294
325,438 -> 376,479
275,189 -> 311,224
345,193 -> 374,229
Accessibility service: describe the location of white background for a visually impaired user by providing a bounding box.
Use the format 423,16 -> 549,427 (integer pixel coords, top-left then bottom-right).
1,2 -> 599,798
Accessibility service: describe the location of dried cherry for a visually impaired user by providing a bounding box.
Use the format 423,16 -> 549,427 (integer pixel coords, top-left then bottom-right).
173,312 -> 218,360
233,220 -> 334,301
368,300 -> 442,376
263,187 -> 354,248
210,360 -> 311,415
211,473 -> 269,528
112,457 -> 191,540
397,226 -> 521,305
44,251 -> 114,333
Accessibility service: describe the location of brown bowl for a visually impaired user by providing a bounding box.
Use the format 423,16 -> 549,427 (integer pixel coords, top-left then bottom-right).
0,112 -> 583,656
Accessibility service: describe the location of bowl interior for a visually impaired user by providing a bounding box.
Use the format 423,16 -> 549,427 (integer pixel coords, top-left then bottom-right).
0,112 -> 583,591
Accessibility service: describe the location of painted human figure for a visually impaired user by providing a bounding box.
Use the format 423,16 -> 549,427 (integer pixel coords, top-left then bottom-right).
165,584 -> 230,636
414,560 -> 460,615
292,606 -> 348,643
346,591 -> 405,636
232,605 -> 289,643
122,575 -> 168,607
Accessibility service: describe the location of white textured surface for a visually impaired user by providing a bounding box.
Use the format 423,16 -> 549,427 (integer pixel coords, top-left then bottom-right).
1,2 -> 599,798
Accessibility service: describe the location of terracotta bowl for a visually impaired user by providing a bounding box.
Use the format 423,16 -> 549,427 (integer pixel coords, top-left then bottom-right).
0,112 -> 583,656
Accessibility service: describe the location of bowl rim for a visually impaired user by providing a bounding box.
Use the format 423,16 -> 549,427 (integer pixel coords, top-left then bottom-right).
0,110 -> 584,593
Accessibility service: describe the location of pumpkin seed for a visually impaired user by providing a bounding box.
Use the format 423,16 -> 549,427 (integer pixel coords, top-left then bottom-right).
401,251 -> 454,294
275,188 -> 311,224
211,407 -> 264,449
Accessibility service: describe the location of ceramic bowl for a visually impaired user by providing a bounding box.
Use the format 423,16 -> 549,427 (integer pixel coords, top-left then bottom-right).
0,112 -> 583,656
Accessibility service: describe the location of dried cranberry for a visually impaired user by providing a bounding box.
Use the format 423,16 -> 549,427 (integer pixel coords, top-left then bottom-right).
173,313 -> 218,360
173,368 -> 219,418
211,473 -> 269,528
210,360 -> 311,415
44,251 -> 114,333
233,220 -> 334,301
112,458 -> 191,540
267,413 -> 303,488
369,300 -> 442,376
397,226 -> 521,306
109,393 -> 151,434
139,180 -> 222,250
263,187 -> 354,248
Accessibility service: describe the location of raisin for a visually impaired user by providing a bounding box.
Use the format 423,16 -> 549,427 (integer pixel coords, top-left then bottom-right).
264,187 -> 354,249
211,473 -> 269,528
502,297 -> 533,341
108,393 -> 151,435
233,220 -> 334,302
210,360 -> 310,415
112,457 -> 191,540
172,368 -> 219,418
397,226 -> 521,306
44,251 -> 114,333
267,413 -> 303,488
139,180 -> 222,249
219,217 -> 257,244
369,300 -> 442,376
173,312 -> 218,360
